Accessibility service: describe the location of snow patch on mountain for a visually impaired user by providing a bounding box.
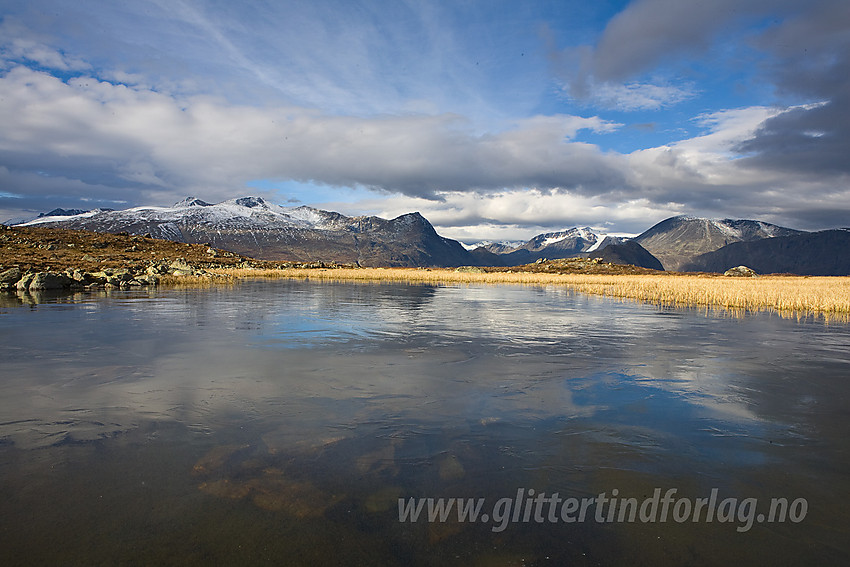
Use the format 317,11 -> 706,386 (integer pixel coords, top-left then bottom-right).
19,209 -> 107,226
710,219 -> 743,239
15,197 -> 362,233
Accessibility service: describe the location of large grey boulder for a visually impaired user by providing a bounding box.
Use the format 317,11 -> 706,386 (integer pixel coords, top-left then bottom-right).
28,272 -> 74,290
723,265 -> 758,277
0,268 -> 22,289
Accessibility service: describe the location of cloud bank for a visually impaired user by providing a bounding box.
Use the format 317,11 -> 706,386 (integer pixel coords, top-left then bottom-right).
1,1 -> 848,238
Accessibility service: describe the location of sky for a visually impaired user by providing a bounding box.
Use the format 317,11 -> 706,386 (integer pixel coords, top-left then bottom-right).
0,0 -> 848,242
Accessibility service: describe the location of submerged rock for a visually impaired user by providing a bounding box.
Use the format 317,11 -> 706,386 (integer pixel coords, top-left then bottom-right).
355,440 -> 401,477
197,478 -> 254,500
196,463 -> 341,518
260,428 -> 350,457
364,486 -> 403,513
248,472 -> 342,517
437,454 -> 465,481
192,443 -> 252,476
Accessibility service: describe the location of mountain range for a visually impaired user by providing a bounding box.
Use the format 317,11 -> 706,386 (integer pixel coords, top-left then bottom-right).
468,228 -> 631,266
17,197 -> 470,267
12,198 -> 848,274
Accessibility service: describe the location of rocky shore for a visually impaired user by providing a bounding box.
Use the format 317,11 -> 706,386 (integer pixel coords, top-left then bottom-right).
0,258 -> 214,291
0,224 -> 358,293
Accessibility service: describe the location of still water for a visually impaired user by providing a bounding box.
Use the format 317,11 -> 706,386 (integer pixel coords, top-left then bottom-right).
1,280 -> 849,565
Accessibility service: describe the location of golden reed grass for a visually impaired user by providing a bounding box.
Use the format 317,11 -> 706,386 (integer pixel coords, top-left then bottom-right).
211,267 -> 850,321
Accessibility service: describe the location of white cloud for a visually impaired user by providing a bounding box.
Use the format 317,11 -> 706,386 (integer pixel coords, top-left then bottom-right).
585,81 -> 696,111
322,189 -> 685,241
0,65 -> 627,200
0,19 -> 90,72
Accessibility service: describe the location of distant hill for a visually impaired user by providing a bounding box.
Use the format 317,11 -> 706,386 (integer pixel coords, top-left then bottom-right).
634,216 -> 802,271
682,230 -> 850,275
586,240 -> 664,271
17,197 -> 475,268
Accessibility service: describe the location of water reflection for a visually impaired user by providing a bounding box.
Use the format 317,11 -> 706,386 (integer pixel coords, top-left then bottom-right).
1,280 -> 849,565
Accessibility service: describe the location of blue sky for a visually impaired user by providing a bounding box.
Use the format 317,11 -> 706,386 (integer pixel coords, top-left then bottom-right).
1,0 -> 848,241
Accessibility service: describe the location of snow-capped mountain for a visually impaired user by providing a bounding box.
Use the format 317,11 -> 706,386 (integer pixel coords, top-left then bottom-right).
633,216 -> 803,271
460,240 -> 526,253
20,196 -> 353,232
468,227 -> 634,264
18,197 -> 475,267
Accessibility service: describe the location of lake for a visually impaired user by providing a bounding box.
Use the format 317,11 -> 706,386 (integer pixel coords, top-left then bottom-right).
1,279 -> 849,565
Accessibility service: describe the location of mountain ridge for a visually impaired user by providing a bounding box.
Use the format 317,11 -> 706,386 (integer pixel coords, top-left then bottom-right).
18,197 -> 473,267
633,216 -> 803,271
13,201 -> 846,274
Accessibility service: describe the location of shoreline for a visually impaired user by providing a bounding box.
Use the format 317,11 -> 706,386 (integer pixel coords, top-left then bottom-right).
2,224 -> 849,318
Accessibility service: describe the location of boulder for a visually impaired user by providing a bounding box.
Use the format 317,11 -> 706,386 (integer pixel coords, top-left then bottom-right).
723,265 -> 758,277
169,258 -> 193,272
0,267 -> 22,288
16,273 -> 35,290
28,272 -> 73,290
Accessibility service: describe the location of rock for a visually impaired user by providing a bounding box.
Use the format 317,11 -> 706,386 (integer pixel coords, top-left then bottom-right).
169,257 -> 192,271
146,262 -> 170,276
724,265 -> 758,277
437,454 -> 465,481
81,254 -> 100,262
0,267 -> 22,288
354,441 -> 400,476
454,266 -> 486,273
136,274 -> 159,285
16,273 -> 35,290
261,429 -> 349,457
248,475 -> 340,517
86,272 -> 108,284
28,272 -> 73,290
192,444 -> 252,476
169,258 -> 198,276
197,478 -> 253,500
364,486 -> 403,513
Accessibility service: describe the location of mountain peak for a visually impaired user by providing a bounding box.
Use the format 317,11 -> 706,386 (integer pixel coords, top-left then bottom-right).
635,215 -> 803,271
38,208 -> 89,218
233,196 -> 269,209
174,197 -> 212,208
